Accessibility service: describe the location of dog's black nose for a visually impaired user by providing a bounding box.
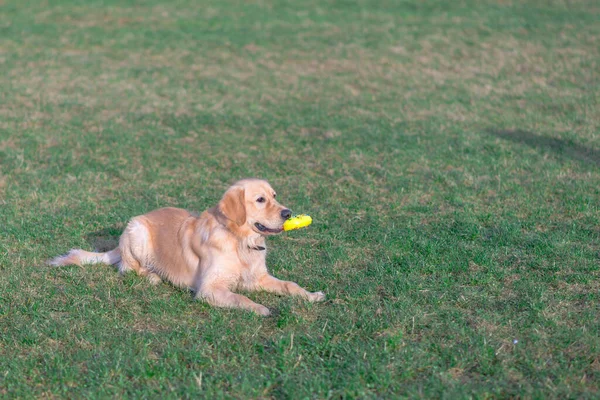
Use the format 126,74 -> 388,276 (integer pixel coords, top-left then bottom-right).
281,209 -> 292,219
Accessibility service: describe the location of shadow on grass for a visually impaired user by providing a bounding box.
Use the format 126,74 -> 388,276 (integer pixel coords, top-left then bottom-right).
488,129 -> 600,167
85,226 -> 122,252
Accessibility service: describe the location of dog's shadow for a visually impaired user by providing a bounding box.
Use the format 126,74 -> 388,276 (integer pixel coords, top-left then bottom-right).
84,226 -> 124,252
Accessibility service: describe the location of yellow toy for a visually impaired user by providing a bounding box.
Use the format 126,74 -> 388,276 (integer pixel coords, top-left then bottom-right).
283,215 -> 313,231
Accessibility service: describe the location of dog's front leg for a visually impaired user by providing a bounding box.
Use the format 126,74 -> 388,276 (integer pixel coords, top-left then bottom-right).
257,275 -> 325,302
198,286 -> 271,316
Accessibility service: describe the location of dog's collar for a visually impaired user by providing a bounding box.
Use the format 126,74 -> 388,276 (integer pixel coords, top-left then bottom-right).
248,245 -> 266,251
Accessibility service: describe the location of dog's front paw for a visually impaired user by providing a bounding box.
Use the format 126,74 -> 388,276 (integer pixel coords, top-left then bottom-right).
308,291 -> 326,302
255,305 -> 271,316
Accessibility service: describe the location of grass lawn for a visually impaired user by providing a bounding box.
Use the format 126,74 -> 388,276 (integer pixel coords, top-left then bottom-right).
1,0 -> 599,397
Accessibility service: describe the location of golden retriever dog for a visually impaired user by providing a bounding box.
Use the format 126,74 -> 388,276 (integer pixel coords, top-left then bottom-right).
49,179 -> 325,316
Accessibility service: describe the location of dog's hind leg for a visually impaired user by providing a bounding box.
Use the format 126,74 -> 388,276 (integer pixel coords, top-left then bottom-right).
118,218 -> 161,284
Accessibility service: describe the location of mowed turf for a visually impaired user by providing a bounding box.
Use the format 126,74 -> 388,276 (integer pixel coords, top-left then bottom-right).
1,0 -> 599,397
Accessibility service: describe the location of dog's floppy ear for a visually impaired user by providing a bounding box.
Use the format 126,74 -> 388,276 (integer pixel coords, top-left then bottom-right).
219,186 -> 246,226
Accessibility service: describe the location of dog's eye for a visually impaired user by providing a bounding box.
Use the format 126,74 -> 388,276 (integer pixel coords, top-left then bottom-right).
256,197 -> 266,203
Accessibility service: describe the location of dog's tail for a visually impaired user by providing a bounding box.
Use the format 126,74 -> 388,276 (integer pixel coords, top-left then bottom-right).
48,248 -> 121,267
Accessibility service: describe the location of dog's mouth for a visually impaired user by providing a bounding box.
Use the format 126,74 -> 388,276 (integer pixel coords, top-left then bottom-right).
254,222 -> 283,234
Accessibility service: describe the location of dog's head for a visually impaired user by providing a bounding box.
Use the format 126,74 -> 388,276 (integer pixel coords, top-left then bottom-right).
219,179 -> 291,235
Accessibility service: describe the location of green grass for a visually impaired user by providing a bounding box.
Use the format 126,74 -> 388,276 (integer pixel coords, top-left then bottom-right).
1,0 -> 599,397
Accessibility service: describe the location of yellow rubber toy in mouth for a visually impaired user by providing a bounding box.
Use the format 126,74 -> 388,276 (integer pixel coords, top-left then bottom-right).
283,215 -> 313,231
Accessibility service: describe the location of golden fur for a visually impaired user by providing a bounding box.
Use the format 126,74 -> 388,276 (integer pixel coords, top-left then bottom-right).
49,179 -> 325,315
